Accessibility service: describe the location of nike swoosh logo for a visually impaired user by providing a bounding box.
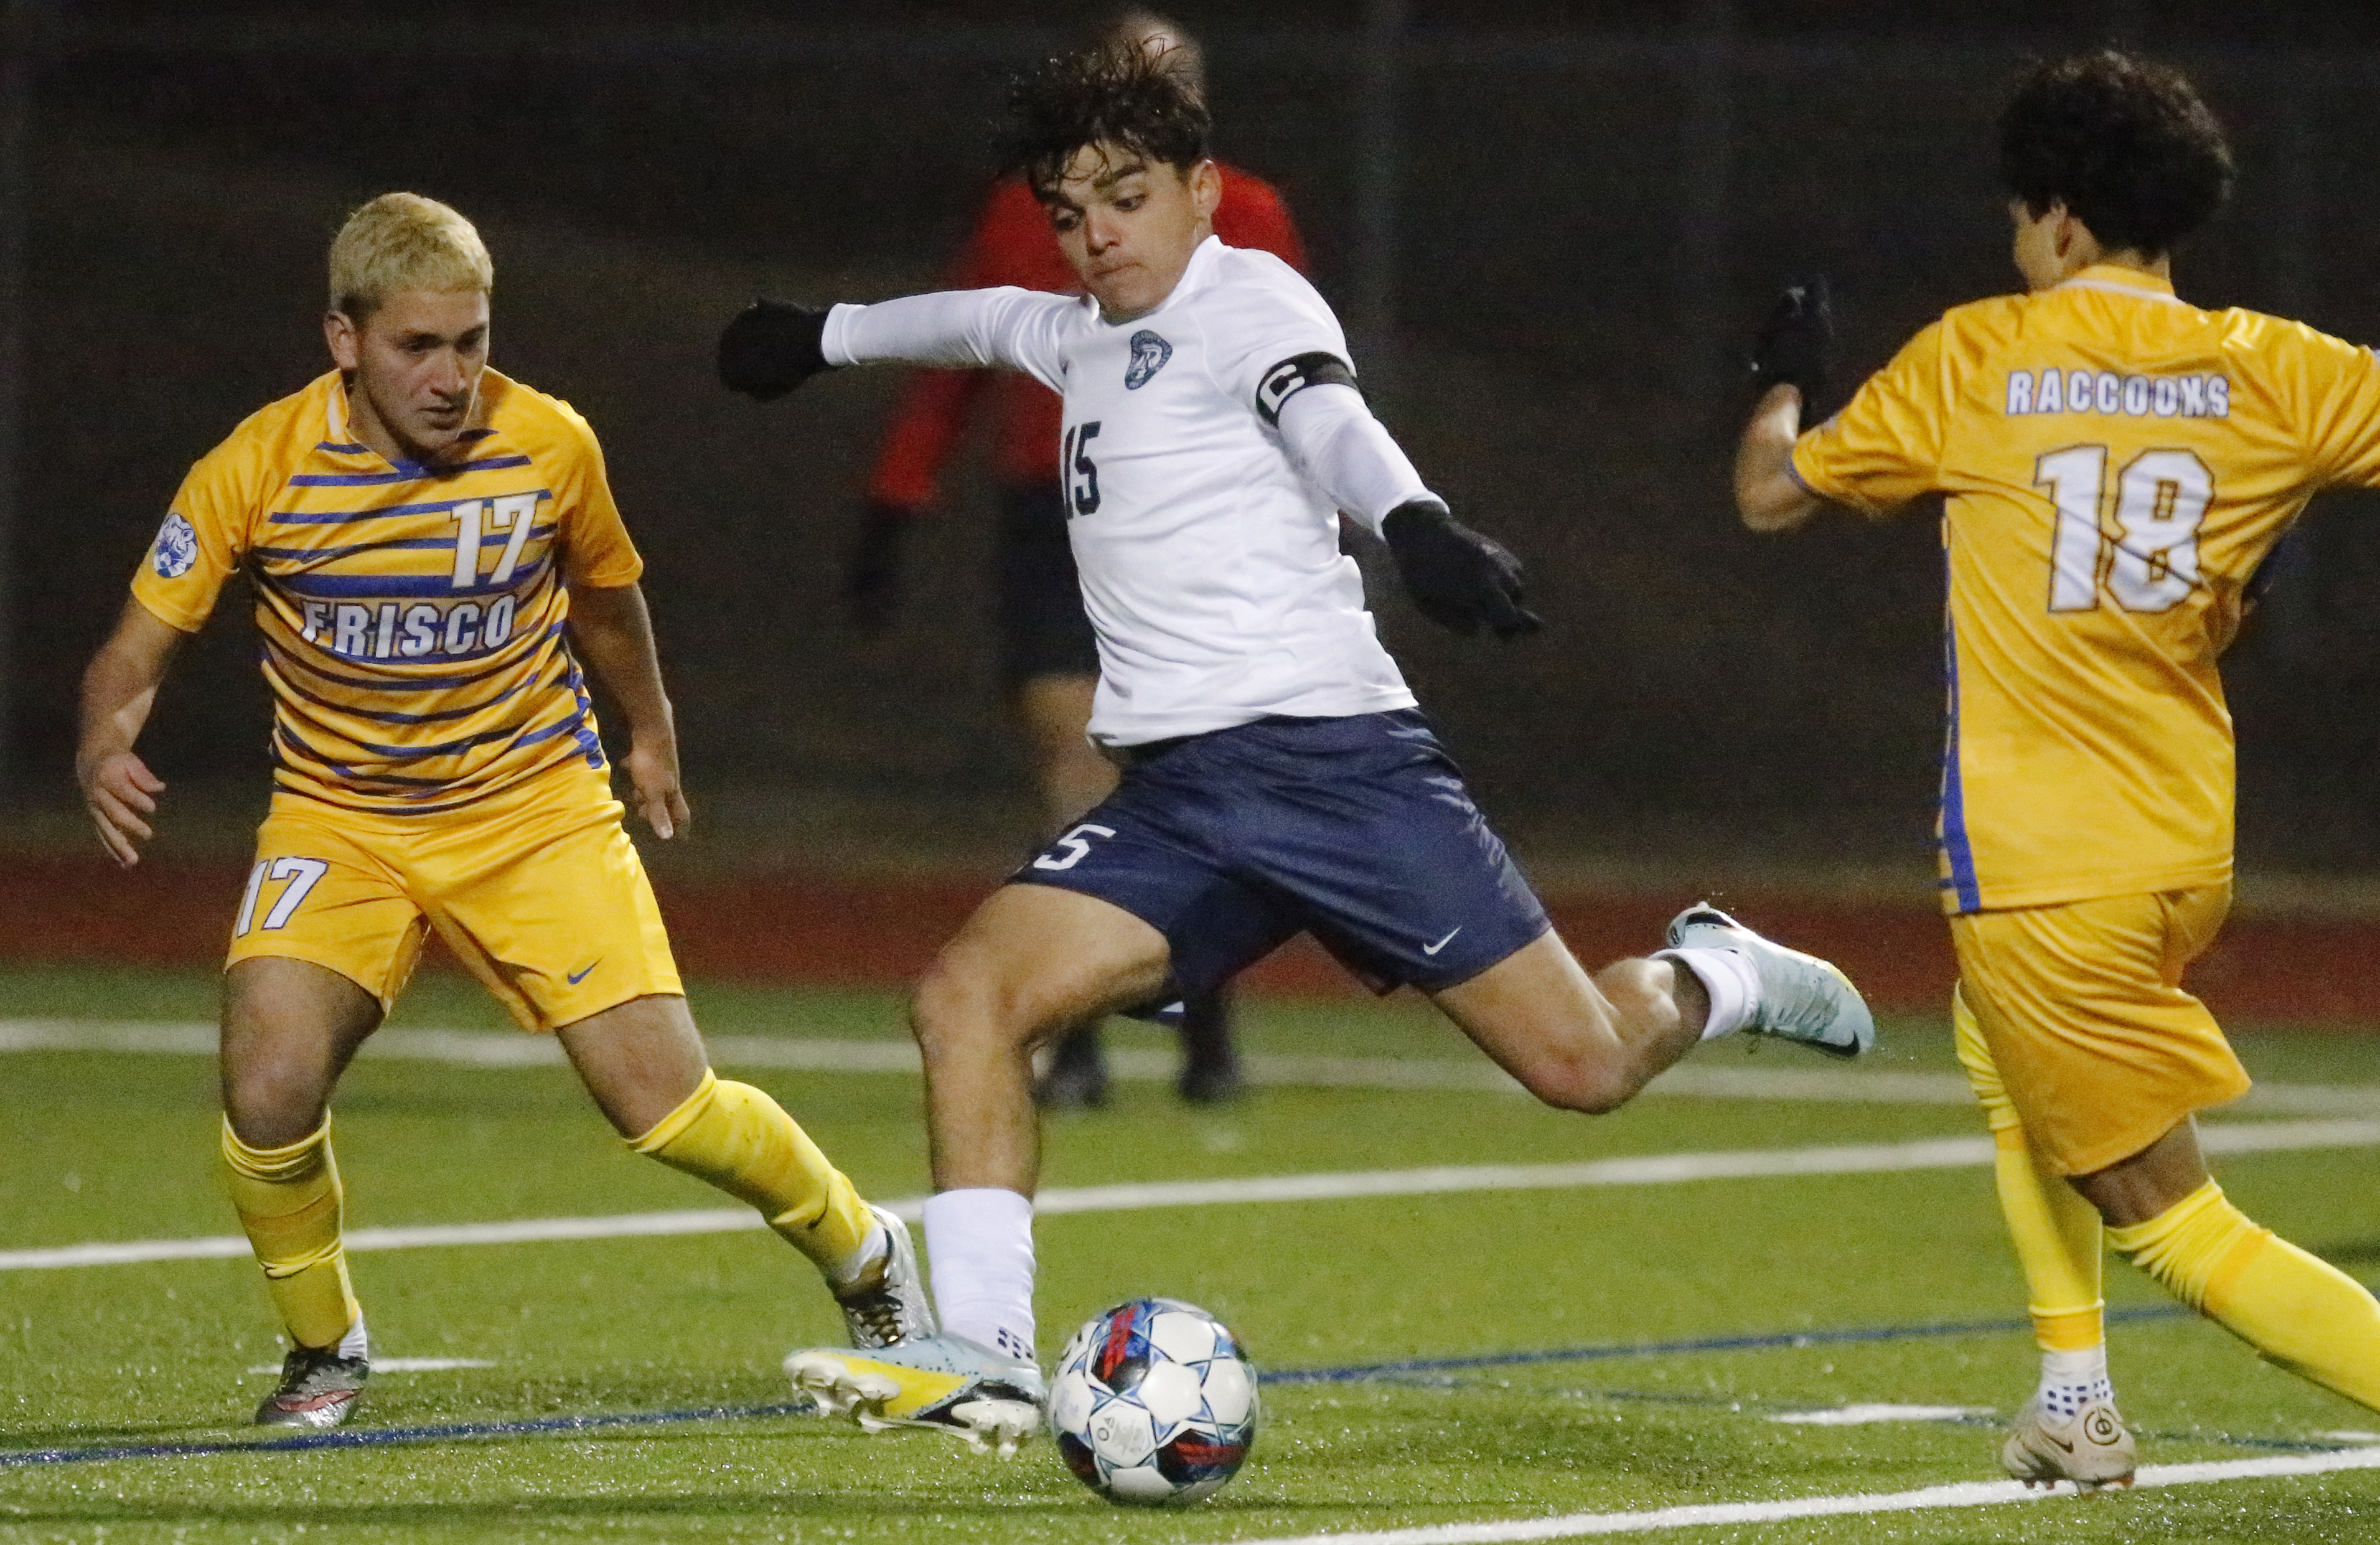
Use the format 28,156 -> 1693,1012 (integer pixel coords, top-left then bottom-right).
1422,927 -> 1463,956
566,962 -> 601,985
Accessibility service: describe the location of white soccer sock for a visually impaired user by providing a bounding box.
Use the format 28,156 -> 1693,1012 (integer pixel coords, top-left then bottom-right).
2036,1343 -> 2114,1418
828,1219 -> 889,1292
922,1188 -> 1038,1364
337,1315 -> 370,1362
1657,947 -> 1758,1039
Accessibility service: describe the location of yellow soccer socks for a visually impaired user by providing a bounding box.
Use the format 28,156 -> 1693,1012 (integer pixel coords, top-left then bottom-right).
220,1116 -> 364,1353
1957,990 -> 2111,1406
2111,1178 -> 2380,1412
1990,1116 -> 2107,1353
1993,1125 -> 2115,1416
631,1071 -> 878,1282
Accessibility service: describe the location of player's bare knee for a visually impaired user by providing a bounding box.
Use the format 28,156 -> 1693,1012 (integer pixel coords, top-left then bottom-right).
1550,1074 -> 1633,1117
1510,1052 -> 1631,1116
220,1054 -> 328,1146
910,955 -> 1041,1063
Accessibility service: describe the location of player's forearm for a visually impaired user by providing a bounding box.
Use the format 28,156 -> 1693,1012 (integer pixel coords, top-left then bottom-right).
565,583 -> 677,753
1735,385 -> 1824,533
823,288 -> 1056,375
77,650 -> 162,773
75,604 -> 179,774
1274,384 -> 1438,535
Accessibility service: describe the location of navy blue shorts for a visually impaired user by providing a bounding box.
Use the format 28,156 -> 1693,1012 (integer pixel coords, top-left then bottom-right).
1010,710 -> 1551,1008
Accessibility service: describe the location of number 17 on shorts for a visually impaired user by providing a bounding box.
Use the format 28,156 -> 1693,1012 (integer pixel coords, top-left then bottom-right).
233,857 -> 331,936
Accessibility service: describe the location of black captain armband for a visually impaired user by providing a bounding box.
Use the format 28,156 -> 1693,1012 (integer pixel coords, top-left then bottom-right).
1255,352 -> 1361,427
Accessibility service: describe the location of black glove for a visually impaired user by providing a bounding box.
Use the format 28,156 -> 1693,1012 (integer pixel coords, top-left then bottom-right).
718,299 -> 833,401
1382,500 -> 1543,639
1749,276 -> 1832,403
844,501 -> 911,634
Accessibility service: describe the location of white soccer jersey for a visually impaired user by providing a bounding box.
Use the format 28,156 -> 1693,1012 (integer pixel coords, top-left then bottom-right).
823,237 -> 1428,746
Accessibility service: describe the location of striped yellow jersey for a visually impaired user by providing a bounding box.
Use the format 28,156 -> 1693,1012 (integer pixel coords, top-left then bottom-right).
1792,264 -> 2380,913
131,368 -> 642,815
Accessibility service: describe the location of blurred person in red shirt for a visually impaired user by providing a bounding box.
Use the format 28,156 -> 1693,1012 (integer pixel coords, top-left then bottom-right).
848,10 -> 1306,1109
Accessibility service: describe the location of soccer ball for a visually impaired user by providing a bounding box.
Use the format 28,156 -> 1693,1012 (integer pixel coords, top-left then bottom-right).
1046,1297 -> 1258,1506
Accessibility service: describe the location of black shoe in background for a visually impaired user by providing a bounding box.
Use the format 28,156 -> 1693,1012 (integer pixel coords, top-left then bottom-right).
1174,989 -> 1242,1105
1035,1024 -> 1110,1109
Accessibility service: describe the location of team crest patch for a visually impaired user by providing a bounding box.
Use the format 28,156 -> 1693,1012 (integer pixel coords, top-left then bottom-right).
1125,330 -> 1173,390
151,513 -> 198,579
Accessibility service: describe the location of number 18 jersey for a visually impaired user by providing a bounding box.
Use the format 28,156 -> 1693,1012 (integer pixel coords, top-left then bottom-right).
1792,264 -> 2380,913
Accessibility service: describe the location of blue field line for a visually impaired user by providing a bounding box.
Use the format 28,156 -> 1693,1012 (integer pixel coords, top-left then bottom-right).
1261,1304 -> 2190,1385
0,1307 -> 2275,1471
0,1401 -> 812,1469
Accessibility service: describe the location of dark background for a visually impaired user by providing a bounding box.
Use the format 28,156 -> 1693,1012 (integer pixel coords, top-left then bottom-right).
17,1 -> 2380,878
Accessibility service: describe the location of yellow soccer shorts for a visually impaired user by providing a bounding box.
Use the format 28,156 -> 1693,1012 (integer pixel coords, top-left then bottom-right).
1949,883 -> 2251,1177
224,761 -> 682,1031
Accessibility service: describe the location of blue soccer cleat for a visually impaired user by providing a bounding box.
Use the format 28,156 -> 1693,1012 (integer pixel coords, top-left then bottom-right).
1666,904 -> 1875,1058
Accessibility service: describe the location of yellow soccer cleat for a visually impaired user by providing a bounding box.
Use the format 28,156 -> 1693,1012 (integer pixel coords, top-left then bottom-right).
785,1333 -> 1046,1457
2000,1394 -> 2137,1491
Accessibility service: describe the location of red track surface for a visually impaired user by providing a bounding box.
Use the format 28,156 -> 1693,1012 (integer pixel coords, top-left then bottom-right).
1,855 -> 2369,1028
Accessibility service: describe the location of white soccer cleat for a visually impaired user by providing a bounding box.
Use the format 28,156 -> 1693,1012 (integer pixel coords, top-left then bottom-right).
1666,904 -> 1875,1058
786,1333 -> 1046,1457
832,1205 -> 937,1351
2000,1394 -> 2137,1491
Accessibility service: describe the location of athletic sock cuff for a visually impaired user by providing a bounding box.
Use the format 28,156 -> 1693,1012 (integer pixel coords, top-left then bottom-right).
924,1188 -> 1035,1231
2105,1177 -> 2226,1259
628,1069 -> 721,1154
2108,1178 -> 2267,1310
2032,1308 -> 2107,1356
1655,947 -> 1756,1039
221,1115 -> 334,1183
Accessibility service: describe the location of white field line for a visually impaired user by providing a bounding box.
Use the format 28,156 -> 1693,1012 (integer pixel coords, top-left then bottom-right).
6,1120 -> 2378,1274
1766,1404 -> 1987,1425
1,1018 -> 2372,1115
1227,1447 -> 2380,1543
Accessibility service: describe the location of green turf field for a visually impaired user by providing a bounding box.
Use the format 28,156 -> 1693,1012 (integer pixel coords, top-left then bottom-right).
6,962 -> 2380,1542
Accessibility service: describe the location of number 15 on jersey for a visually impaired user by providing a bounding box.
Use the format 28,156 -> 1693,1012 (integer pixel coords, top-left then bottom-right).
1062,421 -> 1102,517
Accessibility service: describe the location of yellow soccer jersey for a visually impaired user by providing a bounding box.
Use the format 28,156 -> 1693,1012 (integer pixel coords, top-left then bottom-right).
131,369 -> 643,814
1792,264 -> 2380,913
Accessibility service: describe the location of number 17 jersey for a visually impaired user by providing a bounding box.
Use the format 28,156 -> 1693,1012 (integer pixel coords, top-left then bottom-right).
129,369 -> 644,815
1791,264 -> 2380,913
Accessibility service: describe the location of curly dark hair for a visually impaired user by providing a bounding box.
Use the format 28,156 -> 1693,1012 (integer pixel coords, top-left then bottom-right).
1998,50 -> 2234,257
1000,39 -> 1211,200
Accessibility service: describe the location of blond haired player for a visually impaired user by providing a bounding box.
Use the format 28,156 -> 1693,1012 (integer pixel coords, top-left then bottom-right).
1736,51 -> 2380,1488
75,193 -> 930,1429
